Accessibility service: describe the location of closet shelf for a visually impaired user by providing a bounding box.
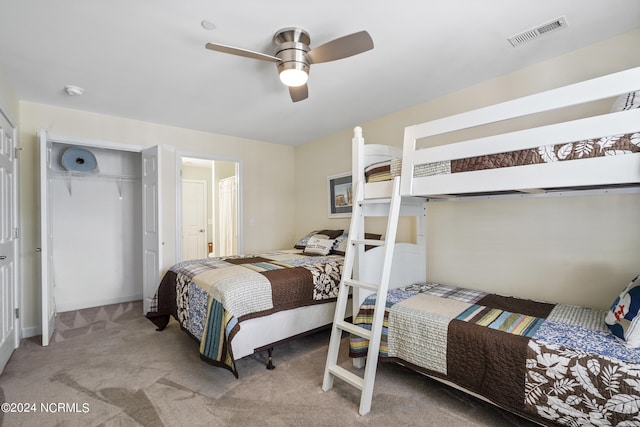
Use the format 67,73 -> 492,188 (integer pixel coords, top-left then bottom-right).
50,170 -> 140,182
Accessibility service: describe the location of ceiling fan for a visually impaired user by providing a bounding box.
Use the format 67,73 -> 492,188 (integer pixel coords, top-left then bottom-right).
205,27 -> 374,102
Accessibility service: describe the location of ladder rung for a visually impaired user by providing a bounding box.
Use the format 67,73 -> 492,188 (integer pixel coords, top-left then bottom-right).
343,279 -> 379,292
360,198 -> 391,205
336,320 -> 372,340
328,365 -> 364,390
351,239 -> 384,247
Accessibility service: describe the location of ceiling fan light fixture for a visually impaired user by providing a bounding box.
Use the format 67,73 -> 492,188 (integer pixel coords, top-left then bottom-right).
204,26 -> 373,101
275,35 -> 310,88
279,68 -> 308,87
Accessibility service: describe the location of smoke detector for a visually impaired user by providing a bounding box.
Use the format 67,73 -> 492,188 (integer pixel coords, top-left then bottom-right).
64,85 -> 84,96
508,16 -> 568,47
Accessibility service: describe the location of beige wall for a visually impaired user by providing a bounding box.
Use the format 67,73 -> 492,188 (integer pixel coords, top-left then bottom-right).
0,66 -> 18,125
19,102 -> 295,335
294,29 -> 640,310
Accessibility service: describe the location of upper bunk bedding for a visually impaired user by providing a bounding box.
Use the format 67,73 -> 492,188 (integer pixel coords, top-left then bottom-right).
429,131 -> 640,175
365,131 -> 640,182
146,244 -> 344,377
350,280 -> 640,426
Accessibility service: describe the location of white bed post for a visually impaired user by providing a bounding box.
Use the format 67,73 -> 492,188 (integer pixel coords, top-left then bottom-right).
417,200 -> 427,283
400,126 -> 416,196
352,126 -> 367,370
351,126 -> 366,319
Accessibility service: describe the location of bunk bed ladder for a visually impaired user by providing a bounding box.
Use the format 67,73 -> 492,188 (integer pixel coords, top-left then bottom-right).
322,176 -> 402,416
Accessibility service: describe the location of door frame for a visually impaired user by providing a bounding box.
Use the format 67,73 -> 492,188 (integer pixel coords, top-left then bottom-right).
176,151 -> 243,261
39,132 -> 159,343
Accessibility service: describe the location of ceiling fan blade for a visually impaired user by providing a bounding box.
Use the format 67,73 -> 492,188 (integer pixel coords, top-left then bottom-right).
307,31 -> 373,64
205,42 -> 280,62
289,84 -> 308,102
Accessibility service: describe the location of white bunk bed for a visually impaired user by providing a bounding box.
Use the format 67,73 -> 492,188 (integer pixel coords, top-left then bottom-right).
353,66 -> 640,306
345,67 -> 640,425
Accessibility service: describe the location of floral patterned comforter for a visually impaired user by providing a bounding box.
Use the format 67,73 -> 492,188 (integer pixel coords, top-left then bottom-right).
147,250 -> 343,377
350,283 -> 640,426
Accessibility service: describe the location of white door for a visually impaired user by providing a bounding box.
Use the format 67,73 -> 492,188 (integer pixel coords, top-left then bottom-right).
182,180 -> 207,260
39,130 -> 55,346
0,114 -> 18,371
142,146 -> 161,314
218,176 -> 237,256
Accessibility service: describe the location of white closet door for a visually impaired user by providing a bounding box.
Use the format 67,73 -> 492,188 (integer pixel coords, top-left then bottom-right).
39,130 -> 55,346
218,176 -> 237,256
142,146 -> 161,314
0,114 -> 18,370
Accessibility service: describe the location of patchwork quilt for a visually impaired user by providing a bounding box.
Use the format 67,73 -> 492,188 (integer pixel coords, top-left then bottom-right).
364,132 -> 640,183
147,250 -> 343,377
350,283 -> 640,426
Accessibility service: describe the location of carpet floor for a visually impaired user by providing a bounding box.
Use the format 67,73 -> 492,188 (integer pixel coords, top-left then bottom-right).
0,301 -> 540,426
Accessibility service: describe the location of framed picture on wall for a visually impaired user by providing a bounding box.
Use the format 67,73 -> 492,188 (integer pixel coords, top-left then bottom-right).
327,172 -> 352,217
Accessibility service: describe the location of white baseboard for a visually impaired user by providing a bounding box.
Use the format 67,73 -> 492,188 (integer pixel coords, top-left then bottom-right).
21,295 -> 143,340
55,294 -> 142,313
22,325 -> 40,339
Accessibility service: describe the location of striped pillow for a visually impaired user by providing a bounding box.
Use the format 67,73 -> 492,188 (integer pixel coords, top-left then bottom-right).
610,91 -> 640,112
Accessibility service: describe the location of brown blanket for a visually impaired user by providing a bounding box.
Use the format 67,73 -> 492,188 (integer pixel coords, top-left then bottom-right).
450,132 -> 640,173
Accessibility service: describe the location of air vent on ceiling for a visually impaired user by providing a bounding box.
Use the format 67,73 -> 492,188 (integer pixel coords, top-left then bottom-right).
508,16 -> 568,47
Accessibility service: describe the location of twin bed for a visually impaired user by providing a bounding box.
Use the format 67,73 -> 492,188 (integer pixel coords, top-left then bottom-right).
146,236 -> 352,377
147,66 -> 640,425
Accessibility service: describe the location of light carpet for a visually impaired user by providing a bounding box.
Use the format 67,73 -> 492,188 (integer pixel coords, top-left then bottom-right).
0,301 -> 539,426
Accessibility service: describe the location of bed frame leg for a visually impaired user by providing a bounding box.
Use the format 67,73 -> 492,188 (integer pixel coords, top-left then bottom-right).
266,347 -> 275,370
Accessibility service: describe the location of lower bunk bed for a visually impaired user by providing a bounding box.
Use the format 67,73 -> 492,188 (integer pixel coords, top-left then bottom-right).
146,229 -> 350,377
350,279 -> 640,426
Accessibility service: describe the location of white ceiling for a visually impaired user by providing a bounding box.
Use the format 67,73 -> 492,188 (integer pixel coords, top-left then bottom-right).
1,1 -> 639,146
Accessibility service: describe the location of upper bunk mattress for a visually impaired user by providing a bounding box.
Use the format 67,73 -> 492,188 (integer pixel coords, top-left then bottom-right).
364,131 -> 640,183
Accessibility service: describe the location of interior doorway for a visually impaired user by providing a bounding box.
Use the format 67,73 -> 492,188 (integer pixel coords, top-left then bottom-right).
179,155 -> 241,261
182,179 -> 207,260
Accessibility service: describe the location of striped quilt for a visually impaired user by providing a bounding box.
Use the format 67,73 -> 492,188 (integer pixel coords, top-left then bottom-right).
350,283 -> 640,426
147,250 -> 343,377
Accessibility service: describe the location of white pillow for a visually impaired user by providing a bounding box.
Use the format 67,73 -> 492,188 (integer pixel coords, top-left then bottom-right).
304,235 -> 335,256
610,91 -> 640,113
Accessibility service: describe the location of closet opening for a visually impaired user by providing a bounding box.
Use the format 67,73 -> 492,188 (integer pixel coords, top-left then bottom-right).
40,131 -> 160,344
46,142 -> 143,313
178,154 -> 242,261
